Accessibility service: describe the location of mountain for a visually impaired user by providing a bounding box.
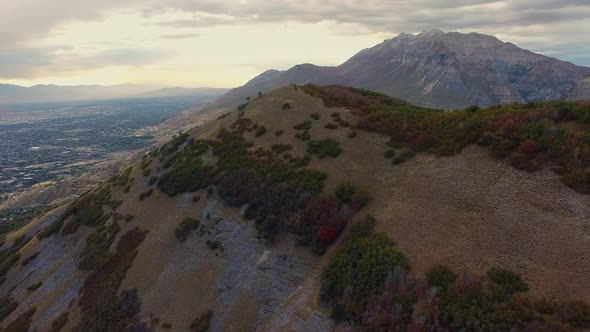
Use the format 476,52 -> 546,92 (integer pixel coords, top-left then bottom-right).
1,85 -> 589,331
0,83 -> 227,104
138,87 -> 229,98
210,29 -> 590,110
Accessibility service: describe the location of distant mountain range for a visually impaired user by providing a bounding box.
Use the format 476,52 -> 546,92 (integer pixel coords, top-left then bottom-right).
211,29 -> 590,110
0,83 -> 228,104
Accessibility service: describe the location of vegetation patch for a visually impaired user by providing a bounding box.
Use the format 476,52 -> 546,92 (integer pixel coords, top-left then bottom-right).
0,295 -> 18,321
293,120 -> 312,130
157,140 -> 215,197
254,125 -> 267,137
79,220 -> 121,271
307,139 -> 342,158
27,281 -> 43,291
302,84 -> 590,194
3,307 -> 35,332
275,130 -> 284,136
139,188 -> 154,200
49,311 -> 69,332
310,112 -> 320,120
175,217 -> 200,242
320,216 -> 590,330
20,251 -> 38,266
294,130 -> 311,141
78,228 -> 148,332
190,310 -> 213,332
324,122 -> 338,129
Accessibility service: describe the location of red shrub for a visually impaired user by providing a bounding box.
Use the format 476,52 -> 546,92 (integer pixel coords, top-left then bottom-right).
519,139 -> 538,155
317,224 -> 339,244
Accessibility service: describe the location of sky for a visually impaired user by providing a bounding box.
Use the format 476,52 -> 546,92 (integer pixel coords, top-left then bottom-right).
1,0 -> 589,88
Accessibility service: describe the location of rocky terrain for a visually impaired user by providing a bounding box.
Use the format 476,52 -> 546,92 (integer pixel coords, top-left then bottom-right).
1,86 -> 589,331
210,30 -> 590,110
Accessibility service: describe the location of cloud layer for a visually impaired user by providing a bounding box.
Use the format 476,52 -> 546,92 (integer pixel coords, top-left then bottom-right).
1,0 -> 589,84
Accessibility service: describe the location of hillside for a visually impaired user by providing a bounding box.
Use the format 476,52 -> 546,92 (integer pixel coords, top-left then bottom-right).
1,86 -> 590,331
209,30 -> 590,110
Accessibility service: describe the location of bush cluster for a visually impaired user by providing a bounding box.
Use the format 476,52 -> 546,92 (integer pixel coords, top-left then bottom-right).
175,217 -> 200,242
307,139 -> 342,158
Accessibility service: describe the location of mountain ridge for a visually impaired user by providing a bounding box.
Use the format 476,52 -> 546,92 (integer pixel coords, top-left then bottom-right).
208,29 -> 590,110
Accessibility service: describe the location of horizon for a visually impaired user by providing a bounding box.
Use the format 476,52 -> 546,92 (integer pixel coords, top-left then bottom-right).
2,1 -> 590,87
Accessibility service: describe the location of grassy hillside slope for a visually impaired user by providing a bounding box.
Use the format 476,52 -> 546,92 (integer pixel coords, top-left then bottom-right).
0,86 -> 588,331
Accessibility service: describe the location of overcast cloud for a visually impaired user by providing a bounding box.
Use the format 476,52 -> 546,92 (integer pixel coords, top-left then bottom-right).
1,0 -> 589,86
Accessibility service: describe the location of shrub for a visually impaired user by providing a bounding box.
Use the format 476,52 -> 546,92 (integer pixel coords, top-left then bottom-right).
307,139 -> 342,158
281,103 -> 291,110
142,168 -> 151,177
294,120 -> 312,130
311,112 -> 320,120
49,311 -> 69,332
27,281 -> 43,291
38,218 -> 64,239
138,188 -> 153,200
255,126 -> 267,137
321,223 -> 409,320
192,195 -> 201,203
3,307 -> 35,332
518,139 -> 538,156
190,310 -> 213,332
275,130 -> 284,136
79,221 -> 121,271
148,176 -> 159,186
487,267 -> 529,295
123,185 -> 131,193
21,251 -> 39,266
324,122 -> 338,129
392,150 -> 416,165
331,112 -> 340,117
558,300 -> 590,328
271,144 -> 293,154
175,218 -> 200,242
295,130 -> 311,141
0,295 -> 18,321
426,265 -> 457,290
384,149 -> 396,158
350,191 -> 371,210
206,239 -> 222,251
335,182 -> 355,204
347,131 -> 357,139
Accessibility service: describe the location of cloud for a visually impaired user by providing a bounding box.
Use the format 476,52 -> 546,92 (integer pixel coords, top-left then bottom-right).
160,33 -> 200,39
1,0 -> 589,82
0,47 -> 169,79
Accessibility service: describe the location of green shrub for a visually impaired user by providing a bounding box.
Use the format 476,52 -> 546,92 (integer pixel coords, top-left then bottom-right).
255,126 -> 267,137
331,112 -> 340,117
324,122 -> 338,129
142,168 -> 151,177
487,267 -> 529,295
307,139 -> 342,158
321,221 -> 409,320
392,150 -> 416,165
347,131 -> 357,139
294,120 -> 312,130
27,281 -> 43,291
335,182 -> 355,204
311,112 -> 320,120
175,218 -> 200,242
275,130 -> 284,136
384,149 -> 396,158
295,130 -> 311,141
271,144 -> 293,154
79,220 -> 121,271
427,264 -> 457,290
190,310 -> 213,332
123,185 -> 131,193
